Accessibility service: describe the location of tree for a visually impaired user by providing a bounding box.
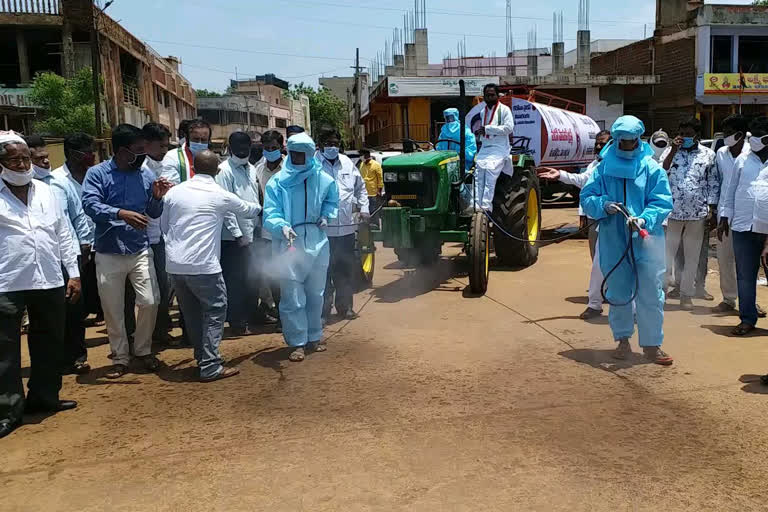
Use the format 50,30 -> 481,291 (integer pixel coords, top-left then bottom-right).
195,88 -> 223,98
754,0 -> 768,5
28,67 -> 103,136
289,83 -> 348,138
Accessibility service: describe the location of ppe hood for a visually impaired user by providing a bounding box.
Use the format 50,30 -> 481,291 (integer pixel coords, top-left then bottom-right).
280,132 -> 322,187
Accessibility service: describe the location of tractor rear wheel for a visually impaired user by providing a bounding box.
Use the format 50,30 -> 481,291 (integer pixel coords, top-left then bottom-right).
468,211 -> 490,294
492,167 -> 541,267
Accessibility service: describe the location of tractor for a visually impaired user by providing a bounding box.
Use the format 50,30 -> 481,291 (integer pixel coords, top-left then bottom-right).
369,80 -> 542,294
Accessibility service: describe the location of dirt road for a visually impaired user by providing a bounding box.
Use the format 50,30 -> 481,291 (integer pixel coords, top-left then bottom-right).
4,207 -> 768,511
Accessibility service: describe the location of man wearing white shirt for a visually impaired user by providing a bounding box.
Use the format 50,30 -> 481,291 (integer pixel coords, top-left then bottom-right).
254,130 -> 285,319
215,131 -> 263,335
711,115 -> 751,314
472,84 -> 515,212
718,117 -> 768,336
538,130 -> 612,319
317,127 -> 369,320
28,135 -> 93,375
161,150 -> 261,382
0,132 -> 80,439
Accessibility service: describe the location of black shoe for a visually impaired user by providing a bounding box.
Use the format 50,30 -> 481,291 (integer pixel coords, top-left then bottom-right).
25,399 -> 78,414
579,307 -> 602,320
0,420 -> 20,439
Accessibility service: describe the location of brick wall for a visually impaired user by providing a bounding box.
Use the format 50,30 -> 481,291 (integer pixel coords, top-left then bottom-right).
591,39 -> 653,76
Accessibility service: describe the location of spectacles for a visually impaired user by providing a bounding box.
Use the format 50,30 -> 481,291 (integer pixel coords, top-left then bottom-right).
1,156 -> 32,166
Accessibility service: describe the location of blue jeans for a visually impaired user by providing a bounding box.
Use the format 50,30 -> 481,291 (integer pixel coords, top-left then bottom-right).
732,230 -> 766,326
170,273 -> 227,379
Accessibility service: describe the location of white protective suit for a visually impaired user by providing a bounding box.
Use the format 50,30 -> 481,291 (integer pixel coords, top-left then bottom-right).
470,101 -> 515,211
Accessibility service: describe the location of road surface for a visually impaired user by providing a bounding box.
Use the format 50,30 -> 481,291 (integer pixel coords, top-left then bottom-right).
3,207 -> 768,511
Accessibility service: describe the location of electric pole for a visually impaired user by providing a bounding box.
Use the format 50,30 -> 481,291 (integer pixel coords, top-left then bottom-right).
91,0 -> 113,158
351,48 -> 363,148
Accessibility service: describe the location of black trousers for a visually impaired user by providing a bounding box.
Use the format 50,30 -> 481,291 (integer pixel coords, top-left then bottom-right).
0,287 -> 66,426
63,264 -> 86,365
81,255 -> 102,317
324,234 -> 357,316
221,241 -> 258,329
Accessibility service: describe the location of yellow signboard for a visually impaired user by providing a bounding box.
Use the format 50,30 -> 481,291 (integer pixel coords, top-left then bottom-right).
704,73 -> 768,95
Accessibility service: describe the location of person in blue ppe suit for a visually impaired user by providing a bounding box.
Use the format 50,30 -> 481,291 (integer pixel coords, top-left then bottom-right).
436,107 -> 477,171
580,115 -> 674,366
263,133 -> 339,362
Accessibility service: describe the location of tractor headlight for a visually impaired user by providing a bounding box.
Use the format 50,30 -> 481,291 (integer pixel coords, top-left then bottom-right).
408,171 -> 423,182
383,172 -> 398,183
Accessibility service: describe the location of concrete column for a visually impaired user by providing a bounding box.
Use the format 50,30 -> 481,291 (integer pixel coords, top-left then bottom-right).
16,30 -> 30,85
62,19 -> 76,78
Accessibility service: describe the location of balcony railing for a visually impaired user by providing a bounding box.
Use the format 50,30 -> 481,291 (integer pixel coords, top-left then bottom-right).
123,83 -> 141,108
0,0 -> 61,15
365,124 -> 429,149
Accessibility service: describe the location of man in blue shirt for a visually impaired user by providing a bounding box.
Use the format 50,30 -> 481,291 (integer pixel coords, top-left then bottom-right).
82,124 -> 172,379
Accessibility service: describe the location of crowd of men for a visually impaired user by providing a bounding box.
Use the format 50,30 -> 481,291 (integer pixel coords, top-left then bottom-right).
3,85 -> 768,441
0,119 -> 377,439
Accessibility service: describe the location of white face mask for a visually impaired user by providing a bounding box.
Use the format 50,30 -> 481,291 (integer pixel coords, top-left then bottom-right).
144,156 -> 163,173
32,164 -> 51,179
750,135 -> 767,153
230,154 -> 249,167
1,164 -> 35,186
724,133 -> 743,148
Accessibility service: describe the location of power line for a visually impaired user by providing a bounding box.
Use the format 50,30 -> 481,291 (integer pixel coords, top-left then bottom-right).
182,62 -> 353,80
284,0 -> 650,26
145,39 -> 371,62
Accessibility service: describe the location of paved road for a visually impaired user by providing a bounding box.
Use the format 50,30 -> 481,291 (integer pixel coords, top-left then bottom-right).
4,207 -> 768,511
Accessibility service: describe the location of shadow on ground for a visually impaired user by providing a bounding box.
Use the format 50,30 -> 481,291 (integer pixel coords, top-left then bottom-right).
559,348 -> 651,372
373,259 -> 462,303
701,325 -> 768,338
739,374 -> 768,394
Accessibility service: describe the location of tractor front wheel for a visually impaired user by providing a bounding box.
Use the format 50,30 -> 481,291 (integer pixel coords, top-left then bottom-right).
468,211 -> 490,295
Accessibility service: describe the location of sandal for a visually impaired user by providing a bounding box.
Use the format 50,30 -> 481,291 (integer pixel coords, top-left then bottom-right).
643,347 -> 674,366
732,323 -> 755,336
289,347 -> 305,362
74,361 -> 91,375
760,374 -> 768,386
106,364 -> 128,379
308,340 -> 328,353
200,367 -> 240,383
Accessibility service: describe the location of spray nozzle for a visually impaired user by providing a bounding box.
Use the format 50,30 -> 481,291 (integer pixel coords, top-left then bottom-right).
615,204 -> 650,240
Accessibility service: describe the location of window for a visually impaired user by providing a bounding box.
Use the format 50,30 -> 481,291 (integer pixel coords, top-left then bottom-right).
275,118 -> 287,128
739,36 -> 768,74
711,36 -> 732,73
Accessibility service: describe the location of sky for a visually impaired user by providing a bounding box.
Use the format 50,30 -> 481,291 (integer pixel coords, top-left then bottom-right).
105,0 -> 754,92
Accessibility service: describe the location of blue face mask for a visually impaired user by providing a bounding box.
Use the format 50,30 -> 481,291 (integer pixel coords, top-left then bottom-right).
322,146 -> 339,160
682,137 -> 696,149
189,141 -> 208,154
264,149 -> 282,162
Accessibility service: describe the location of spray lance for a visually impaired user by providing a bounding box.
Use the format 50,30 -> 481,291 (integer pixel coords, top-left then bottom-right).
599,202 -> 650,307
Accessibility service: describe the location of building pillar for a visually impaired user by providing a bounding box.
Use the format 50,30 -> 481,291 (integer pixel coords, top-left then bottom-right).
62,18 -> 76,78
16,30 -> 30,85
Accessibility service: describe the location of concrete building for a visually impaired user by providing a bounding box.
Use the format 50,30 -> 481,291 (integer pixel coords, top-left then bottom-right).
0,0 -> 195,136
197,74 -> 311,141
592,0 -> 768,137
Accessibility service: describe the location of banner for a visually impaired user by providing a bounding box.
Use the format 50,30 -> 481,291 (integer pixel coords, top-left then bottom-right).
704,73 -> 768,95
387,77 -> 499,98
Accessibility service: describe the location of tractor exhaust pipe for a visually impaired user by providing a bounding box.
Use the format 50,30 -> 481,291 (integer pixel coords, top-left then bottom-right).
458,79 -> 467,181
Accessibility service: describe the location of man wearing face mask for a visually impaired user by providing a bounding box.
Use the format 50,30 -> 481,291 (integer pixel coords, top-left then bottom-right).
53,133 -> 100,324
216,131 -> 263,335
437,107 -> 477,171
317,127 -> 369,320
82,124 -> 173,379
264,133 -> 339,362
660,118 -> 718,310
719,117 -> 768,336
581,116 -> 674,366
161,119 -> 211,184
538,130 -> 612,319
141,123 -> 174,344
472,84 -> 515,212
27,135 -> 93,374
711,115 -> 751,314
254,130 -> 286,320
0,131 -> 81,439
